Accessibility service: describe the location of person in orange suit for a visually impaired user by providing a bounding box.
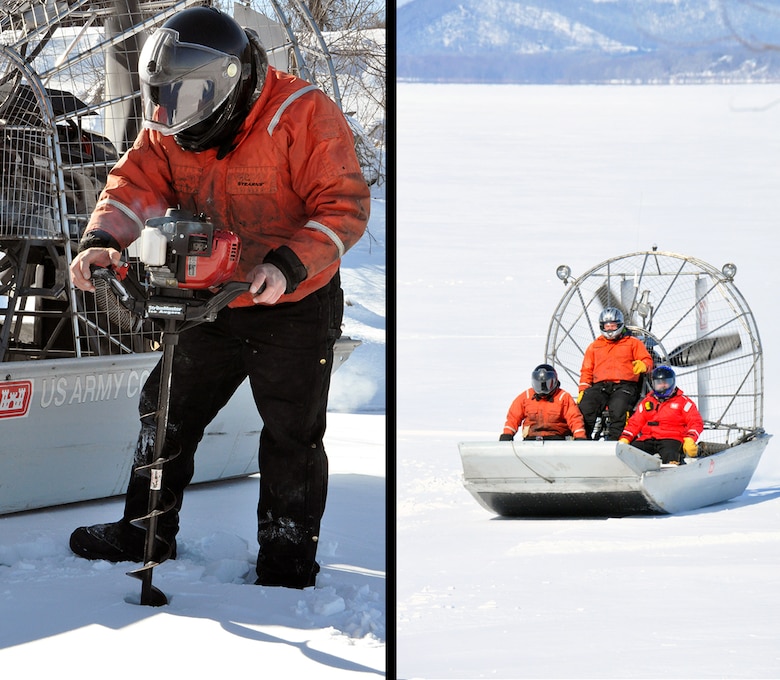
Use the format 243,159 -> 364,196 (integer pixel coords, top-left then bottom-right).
500,364 -> 587,441
66,6 -> 369,590
577,307 -> 653,440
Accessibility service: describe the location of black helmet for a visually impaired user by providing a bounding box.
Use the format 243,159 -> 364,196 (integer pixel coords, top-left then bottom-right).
651,364 -> 676,399
139,6 -> 260,151
531,364 -> 559,396
599,307 -> 625,340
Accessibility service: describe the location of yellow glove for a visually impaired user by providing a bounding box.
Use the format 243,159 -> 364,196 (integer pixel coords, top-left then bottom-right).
683,437 -> 698,457
577,391 -> 584,404
618,437 -> 630,445
632,360 -> 648,375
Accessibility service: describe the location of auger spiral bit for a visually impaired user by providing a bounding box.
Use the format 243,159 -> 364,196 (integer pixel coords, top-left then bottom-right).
126,450 -> 179,606
126,318 -> 180,606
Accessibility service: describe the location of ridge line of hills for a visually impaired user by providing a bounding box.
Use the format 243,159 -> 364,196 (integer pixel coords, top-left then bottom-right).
397,0 -> 780,83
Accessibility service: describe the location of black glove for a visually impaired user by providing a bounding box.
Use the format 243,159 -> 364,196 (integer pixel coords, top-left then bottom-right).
499,433 -> 513,441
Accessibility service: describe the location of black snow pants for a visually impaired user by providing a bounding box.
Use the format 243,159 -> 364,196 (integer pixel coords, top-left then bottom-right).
579,380 -> 641,441
632,438 -> 684,465
121,273 -> 343,583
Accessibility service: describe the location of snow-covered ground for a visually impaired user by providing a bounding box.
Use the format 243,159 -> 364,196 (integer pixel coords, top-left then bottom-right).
397,83 -> 780,679
0,190 -> 386,675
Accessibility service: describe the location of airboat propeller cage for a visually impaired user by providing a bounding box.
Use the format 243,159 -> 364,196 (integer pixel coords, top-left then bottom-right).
140,208 -> 241,289
545,249 -> 764,447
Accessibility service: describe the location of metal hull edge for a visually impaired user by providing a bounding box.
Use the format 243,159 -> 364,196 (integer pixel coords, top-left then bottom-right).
458,433 -> 772,518
0,338 -> 359,515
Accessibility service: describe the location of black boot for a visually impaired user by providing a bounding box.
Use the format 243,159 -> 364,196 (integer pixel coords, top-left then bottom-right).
255,561 -> 320,589
254,516 -> 321,589
69,520 -> 176,563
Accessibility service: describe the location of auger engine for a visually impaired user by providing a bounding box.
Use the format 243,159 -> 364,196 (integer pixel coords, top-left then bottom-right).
95,208 -> 251,606
139,209 -> 242,290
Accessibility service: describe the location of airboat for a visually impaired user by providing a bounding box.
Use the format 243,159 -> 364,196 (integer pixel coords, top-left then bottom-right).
0,1 -> 380,515
458,248 -> 771,517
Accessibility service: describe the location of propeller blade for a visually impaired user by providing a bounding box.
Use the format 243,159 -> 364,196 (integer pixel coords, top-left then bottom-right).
668,333 -> 742,367
595,283 -> 629,318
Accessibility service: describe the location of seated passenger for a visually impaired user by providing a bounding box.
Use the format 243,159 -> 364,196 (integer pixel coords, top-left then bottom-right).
618,365 -> 704,464
577,307 -> 653,440
500,364 -> 587,441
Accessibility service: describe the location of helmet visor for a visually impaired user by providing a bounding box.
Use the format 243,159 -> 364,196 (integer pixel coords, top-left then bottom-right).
653,377 -> 672,391
532,367 -> 558,395
652,370 -> 675,398
139,28 -> 243,136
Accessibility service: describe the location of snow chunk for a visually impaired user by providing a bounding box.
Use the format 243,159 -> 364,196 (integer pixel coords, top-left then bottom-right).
188,531 -> 251,561
202,558 -> 250,584
181,532 -> 253,584
311,590 -> 347,617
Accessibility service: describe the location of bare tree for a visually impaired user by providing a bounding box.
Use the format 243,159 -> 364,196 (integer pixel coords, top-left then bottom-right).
219,1 -> 386,185
273,0 -> 385,185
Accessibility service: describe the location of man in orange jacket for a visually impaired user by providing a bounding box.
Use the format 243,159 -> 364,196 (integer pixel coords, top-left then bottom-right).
67,7 -> 369,589
619,365 -> 704,464
578,307 -> 653,440
500,364 -> 587,441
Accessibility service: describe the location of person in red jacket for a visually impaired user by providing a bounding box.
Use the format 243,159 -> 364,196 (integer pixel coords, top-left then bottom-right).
578,307 -> 653,440
619,365 -> 704,464
500,364 -> 587,441
67,7 -> 370,589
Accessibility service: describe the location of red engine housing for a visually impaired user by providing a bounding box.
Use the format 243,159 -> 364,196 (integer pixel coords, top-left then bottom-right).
176,229 -> 242,289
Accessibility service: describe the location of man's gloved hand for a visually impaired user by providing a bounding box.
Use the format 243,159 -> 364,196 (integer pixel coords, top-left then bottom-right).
577,391 -> 584,404
683,437 -> 699,457
499,433 -> 513,442
632,360 -> 648,375
618,437 -> 630,445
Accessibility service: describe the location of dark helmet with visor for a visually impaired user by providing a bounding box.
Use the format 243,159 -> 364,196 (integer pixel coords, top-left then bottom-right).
531,364 -> 559,396
599,306 -> 625,340
139,6 -> 258,151
651,364 -> 676,400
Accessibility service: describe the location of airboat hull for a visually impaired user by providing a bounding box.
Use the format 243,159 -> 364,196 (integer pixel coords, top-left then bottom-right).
0,338 -> 359,515
458,434 -> 771,517
0,3 -> 371,517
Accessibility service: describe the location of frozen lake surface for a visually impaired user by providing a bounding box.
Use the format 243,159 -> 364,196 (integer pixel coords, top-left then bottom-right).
397,82 -> 780,679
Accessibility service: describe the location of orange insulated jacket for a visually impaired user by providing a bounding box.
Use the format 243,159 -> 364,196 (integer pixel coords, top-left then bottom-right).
82,66 -> 370,306
579,334 -> 653,391
502,388 -> 587,440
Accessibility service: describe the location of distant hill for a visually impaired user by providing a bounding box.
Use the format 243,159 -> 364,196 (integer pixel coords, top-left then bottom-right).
397,0 -> 780,83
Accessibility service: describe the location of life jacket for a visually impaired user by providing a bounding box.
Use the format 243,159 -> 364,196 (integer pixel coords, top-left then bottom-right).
620,388 -> 704,443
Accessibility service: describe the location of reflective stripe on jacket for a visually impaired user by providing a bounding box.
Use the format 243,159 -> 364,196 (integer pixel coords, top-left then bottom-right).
503,388 -> 586,439
579,334 -> 653,390
83,66 -> 370,306
620,388 -> 704,443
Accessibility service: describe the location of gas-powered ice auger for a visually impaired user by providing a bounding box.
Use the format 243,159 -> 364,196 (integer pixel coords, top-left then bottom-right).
95,208 -> 253,606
